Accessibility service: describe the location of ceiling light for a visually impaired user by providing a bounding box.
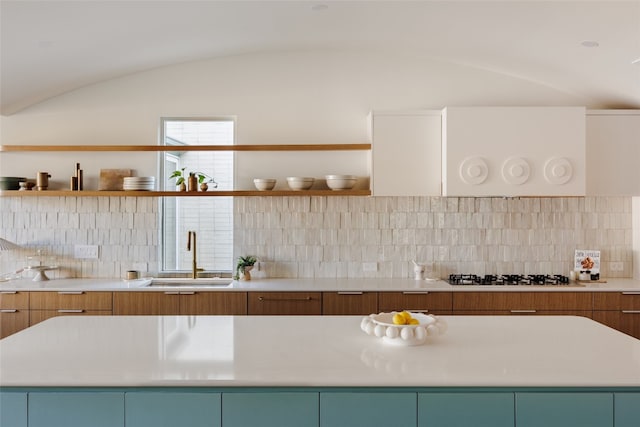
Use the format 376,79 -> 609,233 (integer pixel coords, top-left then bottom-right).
580,40 -> 599,48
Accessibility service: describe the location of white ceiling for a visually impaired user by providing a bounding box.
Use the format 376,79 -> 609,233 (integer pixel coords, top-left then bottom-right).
2,0 -> 639,115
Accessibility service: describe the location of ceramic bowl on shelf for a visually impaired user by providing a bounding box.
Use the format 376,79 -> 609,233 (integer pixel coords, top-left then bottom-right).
361,312 -> 447,346
286,177 -> 314,191
253,178 -> 277,191
0,177 -> 27,190
325,175 -> 358,190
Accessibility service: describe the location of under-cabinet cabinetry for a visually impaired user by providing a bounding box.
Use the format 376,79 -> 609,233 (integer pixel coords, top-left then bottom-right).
378,291 -> 453,315
0,291 -> 29,338
9,389 -> 637,427
452,292 -> 593,317
322,291 -> 378,315
113,291 -> 247,315
29,291 -> 112,325
369,111 -> 442,196
247,292 -> 322,315
592,292 -> 640,339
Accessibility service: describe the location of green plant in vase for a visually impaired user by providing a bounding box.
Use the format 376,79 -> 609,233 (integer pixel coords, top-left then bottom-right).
169,168 -> 218,192
234,255 -> 257,280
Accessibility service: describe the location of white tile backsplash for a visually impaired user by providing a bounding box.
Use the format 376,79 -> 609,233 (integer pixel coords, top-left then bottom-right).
0,195 -> 635,279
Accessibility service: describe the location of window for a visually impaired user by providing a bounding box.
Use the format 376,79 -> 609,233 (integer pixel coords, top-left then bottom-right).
160,118 -> 234,273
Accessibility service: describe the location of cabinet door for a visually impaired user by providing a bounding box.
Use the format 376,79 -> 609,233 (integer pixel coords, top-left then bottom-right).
179,292 -> 247,315
379,292 -> 453,315
593,292 -> 640,310
0,391 -> 27,427
614,393 -> 640,427
586,111 -> 640,195
452,292 -> 592,312
0,291 -> 29,309
593,311 -> 640,339
322,292 -> 378,315
248,292 -> 321,315
126,391 -> 221,427
113,292 -> 179,315
223,392 -> 318,427
515,392 -> 613,427
321,392 -> 416,427
29,291 -> 112,310
28,392 -> 124,427
371,111 -> 442,196
418,392 -> 514,427
0,309 -> 29,338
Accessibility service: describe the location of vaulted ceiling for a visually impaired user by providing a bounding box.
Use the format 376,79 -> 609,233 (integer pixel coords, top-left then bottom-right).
2,0 -> 639,115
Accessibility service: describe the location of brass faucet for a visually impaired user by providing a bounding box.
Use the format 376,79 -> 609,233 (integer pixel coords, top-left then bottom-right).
186,230 -> 202,279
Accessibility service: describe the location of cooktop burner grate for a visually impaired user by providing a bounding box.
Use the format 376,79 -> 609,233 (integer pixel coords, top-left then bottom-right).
448,274 -> 570,286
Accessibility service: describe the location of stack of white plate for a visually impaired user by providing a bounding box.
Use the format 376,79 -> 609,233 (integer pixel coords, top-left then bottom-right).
123,176 -> 155,191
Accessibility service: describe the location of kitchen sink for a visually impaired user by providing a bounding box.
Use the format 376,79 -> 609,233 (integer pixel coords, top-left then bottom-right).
146,278 -> 233,287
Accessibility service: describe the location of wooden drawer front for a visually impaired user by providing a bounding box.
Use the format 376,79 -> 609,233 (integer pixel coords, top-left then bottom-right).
593,292 -> 640,310
113,292 -> 179,315
454,309 -> 592,318
593,311 -> 640,339
0,291 -> 29,309
322,292 -> 378,315
248,292 -> 322,315
453,292 -> 592,311
179,292 -> 248,315
379,292 -> 453,312
30,310 -> 111,325
30,291 -> 112,310
0,309 -> 30,338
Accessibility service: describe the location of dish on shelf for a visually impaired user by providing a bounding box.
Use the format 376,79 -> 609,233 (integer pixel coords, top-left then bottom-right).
361,312 -> 447,346
253,178 -> 277,191
286,176 -> 315,191
0,177 -> 27,190
123,176 -> 156,191
325,174 -> 357,190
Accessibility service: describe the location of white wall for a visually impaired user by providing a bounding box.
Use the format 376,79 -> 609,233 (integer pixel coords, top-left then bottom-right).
634,197 -> 640,279
0,49 -> 586,188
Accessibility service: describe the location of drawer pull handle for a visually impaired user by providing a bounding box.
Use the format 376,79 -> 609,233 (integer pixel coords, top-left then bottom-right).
164,292 -> 180,295
58,291 -> 84,295
0,291 -> 17,294
622,310 -> 640,314
510,310 -> 537,313
57,309 -> 84,313
402,291 -> 430,295
179,292 -> 196,295
0,309 -> 18,313
622,292 -> 640,295
258,296 -> 313,302
337,292 -> 363,295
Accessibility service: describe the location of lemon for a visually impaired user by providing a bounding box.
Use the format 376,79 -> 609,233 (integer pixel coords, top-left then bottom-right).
408,318 -> 420,325
392,313 -> 407,325
400,311 -> 413,322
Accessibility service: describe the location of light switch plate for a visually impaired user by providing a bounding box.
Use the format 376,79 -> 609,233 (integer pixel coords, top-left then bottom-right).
74,245 -> 99,259
610,262 -> 624,272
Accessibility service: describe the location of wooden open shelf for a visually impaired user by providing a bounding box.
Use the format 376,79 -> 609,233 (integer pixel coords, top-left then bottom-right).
0,189 -> 372,197
0,144 -> 371,152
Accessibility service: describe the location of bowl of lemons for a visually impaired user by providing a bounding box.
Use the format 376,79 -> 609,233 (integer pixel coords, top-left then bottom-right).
360,311 -> 447,346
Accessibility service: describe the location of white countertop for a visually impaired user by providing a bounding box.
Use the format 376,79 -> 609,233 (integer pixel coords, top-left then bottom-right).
1,315 -> 639,387
2,277 -> 640,292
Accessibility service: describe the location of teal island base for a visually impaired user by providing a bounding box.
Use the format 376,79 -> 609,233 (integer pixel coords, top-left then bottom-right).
1,387 -> 639,427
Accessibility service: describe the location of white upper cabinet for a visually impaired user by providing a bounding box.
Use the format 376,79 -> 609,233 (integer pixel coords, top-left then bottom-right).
442,107 -> 586,197
586,110 -> 640,196
370,111 -> 442,196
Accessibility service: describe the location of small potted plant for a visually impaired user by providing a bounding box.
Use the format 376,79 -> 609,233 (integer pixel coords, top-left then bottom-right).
234,255 -> 257,281
169,169 -> 218,192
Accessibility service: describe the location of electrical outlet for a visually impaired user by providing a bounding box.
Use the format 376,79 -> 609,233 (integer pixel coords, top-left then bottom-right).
610,262 -> 624,272
74,245 -> 99,259
363,262 -> 378,272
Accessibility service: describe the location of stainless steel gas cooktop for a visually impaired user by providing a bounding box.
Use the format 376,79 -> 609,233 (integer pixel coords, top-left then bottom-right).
447,274 -> 572,286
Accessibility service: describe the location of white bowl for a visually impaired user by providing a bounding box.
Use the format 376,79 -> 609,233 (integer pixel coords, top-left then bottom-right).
360,312 -> 447,346
253,178 -> 277,191
325,175 -> 357,190
286,177 -> 314,191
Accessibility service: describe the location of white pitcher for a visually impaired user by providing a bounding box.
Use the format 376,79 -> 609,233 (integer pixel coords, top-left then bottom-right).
412,260 -> 426,280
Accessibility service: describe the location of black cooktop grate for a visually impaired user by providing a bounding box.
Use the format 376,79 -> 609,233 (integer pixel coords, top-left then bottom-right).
448,274 -> 570,286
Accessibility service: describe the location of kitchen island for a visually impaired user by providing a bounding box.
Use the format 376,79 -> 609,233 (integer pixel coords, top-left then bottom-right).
1,315 -> 639,427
